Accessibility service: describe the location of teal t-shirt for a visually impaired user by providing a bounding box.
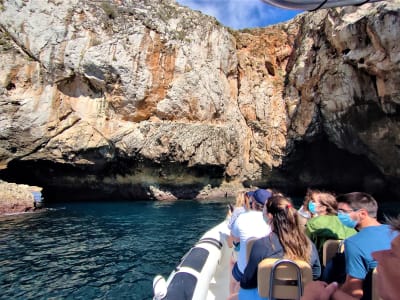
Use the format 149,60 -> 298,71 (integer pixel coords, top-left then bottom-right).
345,224 -> 398,280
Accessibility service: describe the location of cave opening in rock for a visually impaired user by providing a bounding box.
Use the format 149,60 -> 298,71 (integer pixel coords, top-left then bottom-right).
0,158 -> 225,202
0,134 -> 396,204
253,134 -> 395,204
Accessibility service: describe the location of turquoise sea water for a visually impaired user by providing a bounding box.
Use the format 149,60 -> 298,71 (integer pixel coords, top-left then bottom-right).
1,198 -> 398,300
0,200 -> 230,300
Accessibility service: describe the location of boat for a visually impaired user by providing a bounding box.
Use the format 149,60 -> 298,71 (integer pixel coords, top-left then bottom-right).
152,220 -> 314,300
261,0 -> 384,11
153,220 -> 232,300
152,222 -> 381,300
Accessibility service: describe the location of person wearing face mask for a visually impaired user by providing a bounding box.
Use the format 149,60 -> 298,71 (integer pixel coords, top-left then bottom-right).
300,215 -> 400,300
305,190 -> 356,258
236,195 -> 321,300
228,189 -> 272,300
335,192 -> 398,300
297,188 -> 314,231
227,191 -> 253,296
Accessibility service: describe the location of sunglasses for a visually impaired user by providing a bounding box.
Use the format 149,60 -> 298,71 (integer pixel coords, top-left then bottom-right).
338,208 -> 359,214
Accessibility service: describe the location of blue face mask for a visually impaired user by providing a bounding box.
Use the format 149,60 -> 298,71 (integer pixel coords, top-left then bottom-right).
338,212 -> 358,228
308,201 -> 317,214
263,214 -> 270,224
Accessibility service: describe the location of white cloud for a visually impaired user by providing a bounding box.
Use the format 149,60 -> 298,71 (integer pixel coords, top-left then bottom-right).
176,0 -> 302,29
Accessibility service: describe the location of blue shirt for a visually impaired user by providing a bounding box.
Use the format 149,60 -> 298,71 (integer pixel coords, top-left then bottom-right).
345,224 -> 398,280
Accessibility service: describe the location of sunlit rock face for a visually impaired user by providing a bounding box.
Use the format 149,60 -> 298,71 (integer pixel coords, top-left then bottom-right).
0,0 -> 399,200
0,180 -> 38,214
285,2 -> 400,196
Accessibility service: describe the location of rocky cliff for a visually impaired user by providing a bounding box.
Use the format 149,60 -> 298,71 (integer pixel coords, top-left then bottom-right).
0,180 -> 41,214
0,0 -> 399,200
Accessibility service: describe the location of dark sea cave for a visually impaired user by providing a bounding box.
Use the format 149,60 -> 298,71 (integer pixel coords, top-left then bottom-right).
0,136 -> 397,207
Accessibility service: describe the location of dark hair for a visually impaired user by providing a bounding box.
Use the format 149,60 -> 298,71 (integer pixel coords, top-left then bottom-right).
336,192 -> 378,218
386,215 -> 400,232
266,195 -> 312,263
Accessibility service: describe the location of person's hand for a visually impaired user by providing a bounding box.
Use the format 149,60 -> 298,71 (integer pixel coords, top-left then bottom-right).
301,281 -> 338,300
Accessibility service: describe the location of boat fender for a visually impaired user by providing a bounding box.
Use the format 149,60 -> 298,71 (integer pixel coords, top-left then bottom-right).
162,238 -> 223,299
163,272 -> 197,300
153,221 -> 230,300
162,246 -> 209,299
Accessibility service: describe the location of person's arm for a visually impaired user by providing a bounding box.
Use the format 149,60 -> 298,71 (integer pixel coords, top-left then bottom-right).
340,275 -> 363,299
340,238 -> 367,299
310,241 -> 322,279
240,239 -> 263,289
301,281 -> 338,300
309,240 -> 321,280
227,233 -> 235,248
230,220 -> 241,248
331,288 -> 358,300
302,281 -> 359,300
228,231 -> 240,249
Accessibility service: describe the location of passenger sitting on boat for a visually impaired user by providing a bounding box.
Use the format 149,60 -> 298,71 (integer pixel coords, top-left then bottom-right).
301,214 -> 400,300
305,190 -> 356,258
227,191 -> 252,231
297,188 -> 314,230
336,192 -> 398,299
227,191 -> 253,294
228,189 -> 272,297
236,195 -> 321,300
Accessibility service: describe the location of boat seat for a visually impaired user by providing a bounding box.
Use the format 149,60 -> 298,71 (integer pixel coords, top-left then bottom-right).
322,239 -> 344,267
257,258 -> 312,299
246,237 -> 259,263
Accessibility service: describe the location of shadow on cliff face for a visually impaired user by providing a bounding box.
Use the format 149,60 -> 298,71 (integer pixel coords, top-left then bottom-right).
249,135 -> 398,203
0,136 -> 397,203
0,159 -> 225,202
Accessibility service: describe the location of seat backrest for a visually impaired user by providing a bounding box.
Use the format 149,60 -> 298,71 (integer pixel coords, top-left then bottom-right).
246,237 -> 258,263
258,258 -> 312,299
322,239 -> 344,267
372,268 -> 383,300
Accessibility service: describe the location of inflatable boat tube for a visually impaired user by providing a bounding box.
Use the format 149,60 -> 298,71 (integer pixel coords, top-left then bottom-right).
153,221 -> 230,300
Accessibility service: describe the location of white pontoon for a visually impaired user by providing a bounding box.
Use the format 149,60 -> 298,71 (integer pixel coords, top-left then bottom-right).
152,220 -> 314,300
153,221 -> 232,300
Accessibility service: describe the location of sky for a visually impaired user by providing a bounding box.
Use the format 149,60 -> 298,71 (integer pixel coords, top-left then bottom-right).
176,0 -> 303,29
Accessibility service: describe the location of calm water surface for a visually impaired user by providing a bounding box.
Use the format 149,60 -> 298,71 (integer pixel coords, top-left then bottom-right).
1,198 -> 398,300
0,200 -> 229,300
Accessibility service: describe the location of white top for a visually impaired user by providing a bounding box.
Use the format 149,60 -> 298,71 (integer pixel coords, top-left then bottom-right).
227,206 -> 246,230
231,210 -> 271,273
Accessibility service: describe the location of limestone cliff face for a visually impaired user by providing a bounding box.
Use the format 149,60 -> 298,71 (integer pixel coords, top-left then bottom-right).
285,3 -> 400,192
0,0 -> 399,200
